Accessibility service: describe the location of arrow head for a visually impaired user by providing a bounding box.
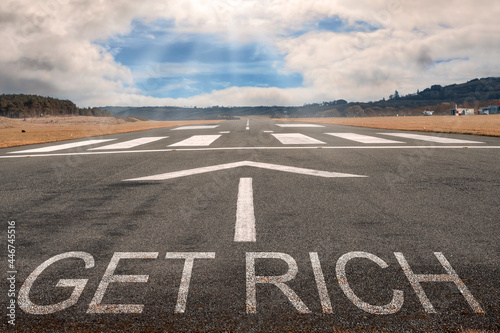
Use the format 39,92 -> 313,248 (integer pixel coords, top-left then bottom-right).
123,161 -> 367,181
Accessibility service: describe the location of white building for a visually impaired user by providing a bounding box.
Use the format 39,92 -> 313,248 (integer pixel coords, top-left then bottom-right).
451,107 -> 475,116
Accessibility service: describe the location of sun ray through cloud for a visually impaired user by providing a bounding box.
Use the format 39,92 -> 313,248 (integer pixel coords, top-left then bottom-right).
0,0 -> 499,107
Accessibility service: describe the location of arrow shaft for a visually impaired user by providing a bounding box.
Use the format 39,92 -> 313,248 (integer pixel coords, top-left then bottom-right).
234,178 -> 256,242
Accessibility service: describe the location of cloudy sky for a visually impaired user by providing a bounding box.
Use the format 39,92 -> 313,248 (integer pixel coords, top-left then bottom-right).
1,0 -> 499,107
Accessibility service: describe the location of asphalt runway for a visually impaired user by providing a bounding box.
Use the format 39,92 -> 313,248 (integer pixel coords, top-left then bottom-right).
1,117 -> 499,332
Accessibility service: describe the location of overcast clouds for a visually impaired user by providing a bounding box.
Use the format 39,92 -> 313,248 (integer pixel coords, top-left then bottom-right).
0,0 -> 499,107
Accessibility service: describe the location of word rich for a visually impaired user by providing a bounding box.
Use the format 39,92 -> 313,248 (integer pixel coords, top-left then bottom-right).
18,251 -> 484,315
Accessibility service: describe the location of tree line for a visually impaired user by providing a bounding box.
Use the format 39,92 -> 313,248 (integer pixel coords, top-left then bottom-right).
107,77 -> 500,120
3,77 -> 499,120
0,94 -> 111,118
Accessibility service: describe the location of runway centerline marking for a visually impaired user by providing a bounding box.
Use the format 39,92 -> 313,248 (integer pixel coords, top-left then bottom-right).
8,139 -> 116,154
235,178 -> 256,242
272,133 -> 326,145
379,133 -> 484,144
169,135 -> 221,147
88,137 -> 167,150
326,133 -> 403,144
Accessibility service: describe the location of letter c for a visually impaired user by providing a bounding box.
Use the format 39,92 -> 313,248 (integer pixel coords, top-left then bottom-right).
336,251 -> 404,314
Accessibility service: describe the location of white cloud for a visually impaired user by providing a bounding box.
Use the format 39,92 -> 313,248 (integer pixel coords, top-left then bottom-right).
275,0 -> 500,101
82,86 -> 324,108
0,0 -> 499,107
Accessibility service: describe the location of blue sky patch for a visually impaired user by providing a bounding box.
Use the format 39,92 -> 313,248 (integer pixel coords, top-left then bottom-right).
435,57 -> 469,64
99,19 -> 304,99
136,71 -> 303,98
317,16 -> 379,33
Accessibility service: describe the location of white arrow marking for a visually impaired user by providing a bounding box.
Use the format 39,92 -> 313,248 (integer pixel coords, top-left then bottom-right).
235,178 -> 256,242
123,161 -> 367,181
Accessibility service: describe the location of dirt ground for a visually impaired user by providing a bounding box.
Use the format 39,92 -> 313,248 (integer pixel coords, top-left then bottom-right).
285,114 -> 500,137
2,114 -> 498,149
0,116 -> 224,148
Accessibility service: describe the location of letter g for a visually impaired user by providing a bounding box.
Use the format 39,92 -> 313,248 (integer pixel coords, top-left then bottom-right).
19,252 -> 94,314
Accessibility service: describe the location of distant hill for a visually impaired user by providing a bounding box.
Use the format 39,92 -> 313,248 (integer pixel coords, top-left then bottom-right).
385,77 -> 500,104
0,94 -> 112,118
103,77 -> 500,120
3,77 -> 499,120
103,105 -> 293,121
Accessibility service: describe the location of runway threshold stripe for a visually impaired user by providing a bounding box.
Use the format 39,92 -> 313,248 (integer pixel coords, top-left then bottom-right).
169,135 -> 221,147
172,125 -> 220,130
8,139 -> 116,154
380,133 -> 484,144
272,133 -> 326,145
326,133 -> 403,144
88,137 -> 167,150
276,124 -> 325,128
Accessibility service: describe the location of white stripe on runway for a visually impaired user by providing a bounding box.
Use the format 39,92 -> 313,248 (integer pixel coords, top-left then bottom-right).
276,124 -> 324,128
4,146 -> 500,159
89,137 -> 167,150
169,135 -> 221,147
272,133 -> 326,145
246,119 -> 250,130
9,139 -> 116,154
219,131 -> 231,134
234,178 -> 256,242
326,133 -> 403,144
379,133 -> 484,144
172,125 -> 219,130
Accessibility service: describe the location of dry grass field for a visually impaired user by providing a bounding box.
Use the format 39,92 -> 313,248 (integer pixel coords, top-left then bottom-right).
0,116 -> 224,148
286,114 -> 500,137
